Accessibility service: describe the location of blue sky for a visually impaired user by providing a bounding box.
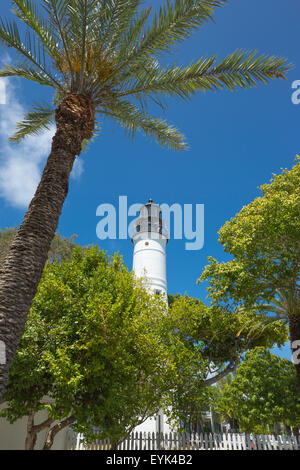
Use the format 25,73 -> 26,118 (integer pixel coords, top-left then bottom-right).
0,0 -> 299,359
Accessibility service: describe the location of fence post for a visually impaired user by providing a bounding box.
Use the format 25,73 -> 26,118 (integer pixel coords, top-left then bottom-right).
291,434 -> 299,450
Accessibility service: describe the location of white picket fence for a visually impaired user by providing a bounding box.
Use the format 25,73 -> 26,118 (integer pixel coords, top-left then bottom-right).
72,431 -> 300,451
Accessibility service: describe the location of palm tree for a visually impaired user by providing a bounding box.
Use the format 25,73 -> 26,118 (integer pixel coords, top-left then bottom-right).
0,0 -> 291,401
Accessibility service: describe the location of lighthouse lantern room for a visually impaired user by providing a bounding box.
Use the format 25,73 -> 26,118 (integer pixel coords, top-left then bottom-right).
132,199 -> 168,296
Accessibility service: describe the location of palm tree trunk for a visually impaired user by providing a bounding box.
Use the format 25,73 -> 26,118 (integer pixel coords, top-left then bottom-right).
0,94 -> 95,402
289,315 -> 300,394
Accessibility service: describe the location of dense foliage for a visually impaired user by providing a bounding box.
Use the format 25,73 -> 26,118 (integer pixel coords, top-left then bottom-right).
200,158 -> 300,306
214,348 -> 300,433
200,158 -> 300,389
164,295 -> 287,427
1,247 -> 173,447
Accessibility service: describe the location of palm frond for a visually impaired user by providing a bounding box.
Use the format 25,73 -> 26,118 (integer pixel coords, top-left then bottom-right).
66,0 -> 101,44
117,51 -> 290,101
65,1 -> 107,91
41,0 -> 69,27
0,18 -> 63,90
256,287 -> 300,319
83,1 -> 143,92
236,314 -> 287,342
118,56 -> 216,100
0,63 -> 58,87
9,102 -> 54,143
102,99 -> 187,151
208,50 -> 290,89
115,0 -> 227,70
247,315 -> 287,338
41,0 -> 74,85
97,0 -> 140,51
116,6 -> 152,64
257,304 -> 287,317
74,0 -> 88,91
12,0 -> 61,59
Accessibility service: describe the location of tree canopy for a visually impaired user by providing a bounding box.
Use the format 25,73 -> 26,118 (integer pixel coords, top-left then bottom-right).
214,347 -> 300,434
200,158 -> 300,307
1,258 -> 288,448
163,294 -> 287,427
199,158 -> 300,390
1,246 -> 174,448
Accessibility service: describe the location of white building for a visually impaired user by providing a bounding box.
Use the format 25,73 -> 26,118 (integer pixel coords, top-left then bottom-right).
0,402 -> 72,450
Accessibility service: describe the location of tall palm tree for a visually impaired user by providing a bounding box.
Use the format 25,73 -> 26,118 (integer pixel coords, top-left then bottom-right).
0,0 -> 291,401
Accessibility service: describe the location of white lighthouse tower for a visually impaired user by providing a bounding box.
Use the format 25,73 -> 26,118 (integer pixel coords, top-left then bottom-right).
132,199 -> 171,435
132,199 -> 168,297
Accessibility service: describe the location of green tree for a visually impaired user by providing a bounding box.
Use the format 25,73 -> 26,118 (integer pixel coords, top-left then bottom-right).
214,348 -> 300,434
200,158 -> 300,391
164,295 -> 287,428
0,0 -> 291,401
0,246 -> 175,449
2,278 -> 287,450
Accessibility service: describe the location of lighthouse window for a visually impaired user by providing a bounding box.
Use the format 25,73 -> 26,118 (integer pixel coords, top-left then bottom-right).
136,224 -> 140,233
155,289 -> 161,295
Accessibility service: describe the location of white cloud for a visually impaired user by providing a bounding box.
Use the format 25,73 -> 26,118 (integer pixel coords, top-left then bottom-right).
0,75 -> 85,209
0,81 -> 6,105
0,77 -> 55,208
72,157 -> 84,180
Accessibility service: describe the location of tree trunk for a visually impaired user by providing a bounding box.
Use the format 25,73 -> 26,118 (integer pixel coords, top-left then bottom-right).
289,314 -> 300,394
25,414 -> 55,450
284,424 -> 292,436
43,415 -> 75,450
25,431 -> 37,450
25,410 -> 37,450
0,94 -> 95,402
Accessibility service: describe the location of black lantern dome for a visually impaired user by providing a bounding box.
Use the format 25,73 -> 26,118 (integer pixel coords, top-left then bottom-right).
131,199 -> 168,241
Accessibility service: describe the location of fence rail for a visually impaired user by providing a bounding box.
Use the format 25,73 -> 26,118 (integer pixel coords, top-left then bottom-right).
71,431 -> 300,451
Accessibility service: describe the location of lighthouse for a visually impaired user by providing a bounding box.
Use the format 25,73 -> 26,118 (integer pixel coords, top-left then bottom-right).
132,199 -> 168,296
132,199 -> 170,435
